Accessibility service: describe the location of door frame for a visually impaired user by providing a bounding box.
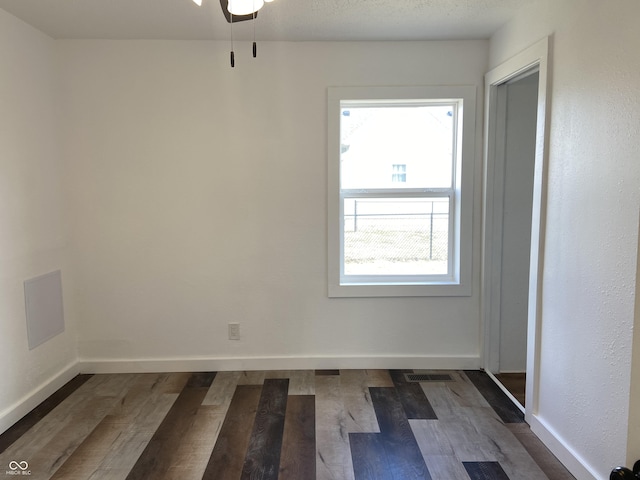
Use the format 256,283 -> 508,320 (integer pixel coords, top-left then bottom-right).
481,37 -> 551,420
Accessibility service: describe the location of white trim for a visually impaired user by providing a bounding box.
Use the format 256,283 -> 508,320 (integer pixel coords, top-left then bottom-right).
528,414 -> 599,480
328,85 -> 476,298
0,361 -> 80,435
78,355 -> 481,374
481,37 -> 550,421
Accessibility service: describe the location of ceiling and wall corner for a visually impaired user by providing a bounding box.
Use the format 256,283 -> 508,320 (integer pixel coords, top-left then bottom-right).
0,0 -> 537,41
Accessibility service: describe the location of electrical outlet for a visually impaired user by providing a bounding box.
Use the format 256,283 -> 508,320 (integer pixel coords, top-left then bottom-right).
228,323 -> 240,340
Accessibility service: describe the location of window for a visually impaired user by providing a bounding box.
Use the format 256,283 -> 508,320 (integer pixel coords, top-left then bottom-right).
391,164 -> 407,183
328,86 -> 475,297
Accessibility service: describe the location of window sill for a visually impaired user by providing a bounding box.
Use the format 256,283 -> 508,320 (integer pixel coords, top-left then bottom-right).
328,282 -> 472,298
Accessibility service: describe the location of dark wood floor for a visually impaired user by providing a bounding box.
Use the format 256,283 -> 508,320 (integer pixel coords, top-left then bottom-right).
0,369 -> 574,479
494,373 -> 526,407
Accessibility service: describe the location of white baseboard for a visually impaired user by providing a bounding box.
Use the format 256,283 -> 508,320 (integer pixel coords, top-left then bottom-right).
528,414 -> 599,480
0,361 -> 80,435
78,354 -> 481,374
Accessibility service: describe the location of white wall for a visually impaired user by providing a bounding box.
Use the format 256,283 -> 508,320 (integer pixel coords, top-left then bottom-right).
0,10 -> 78,432
56,40 -> 488,371
490,1 -> 640,478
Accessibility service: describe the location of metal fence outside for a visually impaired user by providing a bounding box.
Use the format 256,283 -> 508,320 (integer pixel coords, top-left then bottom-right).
344,199 -> 449,272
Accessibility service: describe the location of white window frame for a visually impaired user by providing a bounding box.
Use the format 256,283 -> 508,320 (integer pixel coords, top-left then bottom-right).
328,86 -> 476,297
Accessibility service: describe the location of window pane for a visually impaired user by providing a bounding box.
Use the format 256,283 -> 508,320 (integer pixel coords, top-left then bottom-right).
340,105 -> 454,189
343,198 -> 449,276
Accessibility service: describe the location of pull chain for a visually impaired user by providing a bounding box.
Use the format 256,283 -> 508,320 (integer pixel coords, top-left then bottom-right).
230,10 -> 235,67
252,0 -> 257,57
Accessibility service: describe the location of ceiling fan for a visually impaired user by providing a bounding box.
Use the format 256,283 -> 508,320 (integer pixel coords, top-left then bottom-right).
192,0 -> 274,23
191,0 -> 276,66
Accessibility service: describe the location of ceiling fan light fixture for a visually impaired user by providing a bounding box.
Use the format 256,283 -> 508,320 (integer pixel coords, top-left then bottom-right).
227,0 -> 265,16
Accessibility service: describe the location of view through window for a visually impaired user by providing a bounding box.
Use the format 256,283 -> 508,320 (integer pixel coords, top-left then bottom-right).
340,102 -> 456,280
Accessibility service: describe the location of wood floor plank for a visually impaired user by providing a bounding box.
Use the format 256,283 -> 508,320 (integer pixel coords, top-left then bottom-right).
241,378 -> 289,480
315,376 -> 355,480
83,373 -> 189,479
507,424 -> 575,480
50,415 -> 126,480
237,370 -> 266,385
202,371 -> 241,408
465,410 -> 548,480
418,384 -> 459,418
124,372 -> 216,480
288,370 -> 316,395
423,454 -> 473,480
26,376 -> 140,478
420,372 -> 501,436
263,370 -> 292,379
317,462 -> 358,480
463,461 -> 510,480
90,374 -> 142,398
369,387 -> 432,479
0,374 -> 138,476
362,370 -> 394,388
437,400 -> 548,480
104,373 -> 181,424
389,370 -> 437,420
163,406 -> 226,480
30,396 -> 128,478
495,373 -> 526,406
435,410 -> 496,462
279,395 -> 316,480
409,419 -> 455,457
152,372 -> 193,394
0,375 -> 120,456
0,374 -> 92,454
349,433 -> 390,480
202,385 -> 262,480
339,370 -> 380,433
186,372 -> 218,388
443,371 -> 493,408
85,394 -> 179,480
464,371 -> 524,423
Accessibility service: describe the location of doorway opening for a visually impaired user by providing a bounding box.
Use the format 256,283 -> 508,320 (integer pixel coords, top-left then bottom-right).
482,38 -> 551,420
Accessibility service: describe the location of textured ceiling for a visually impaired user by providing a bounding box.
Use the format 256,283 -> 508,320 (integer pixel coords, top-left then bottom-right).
0,0 -> 536,41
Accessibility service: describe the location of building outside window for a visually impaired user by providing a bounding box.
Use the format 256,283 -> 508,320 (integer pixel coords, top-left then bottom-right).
391,164 -> 407,183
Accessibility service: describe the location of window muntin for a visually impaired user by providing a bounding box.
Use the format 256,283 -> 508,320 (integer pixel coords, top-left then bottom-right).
328,86 -> 475,297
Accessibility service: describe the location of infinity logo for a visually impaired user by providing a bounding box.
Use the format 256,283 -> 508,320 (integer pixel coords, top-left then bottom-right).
8,461 -> 29,471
